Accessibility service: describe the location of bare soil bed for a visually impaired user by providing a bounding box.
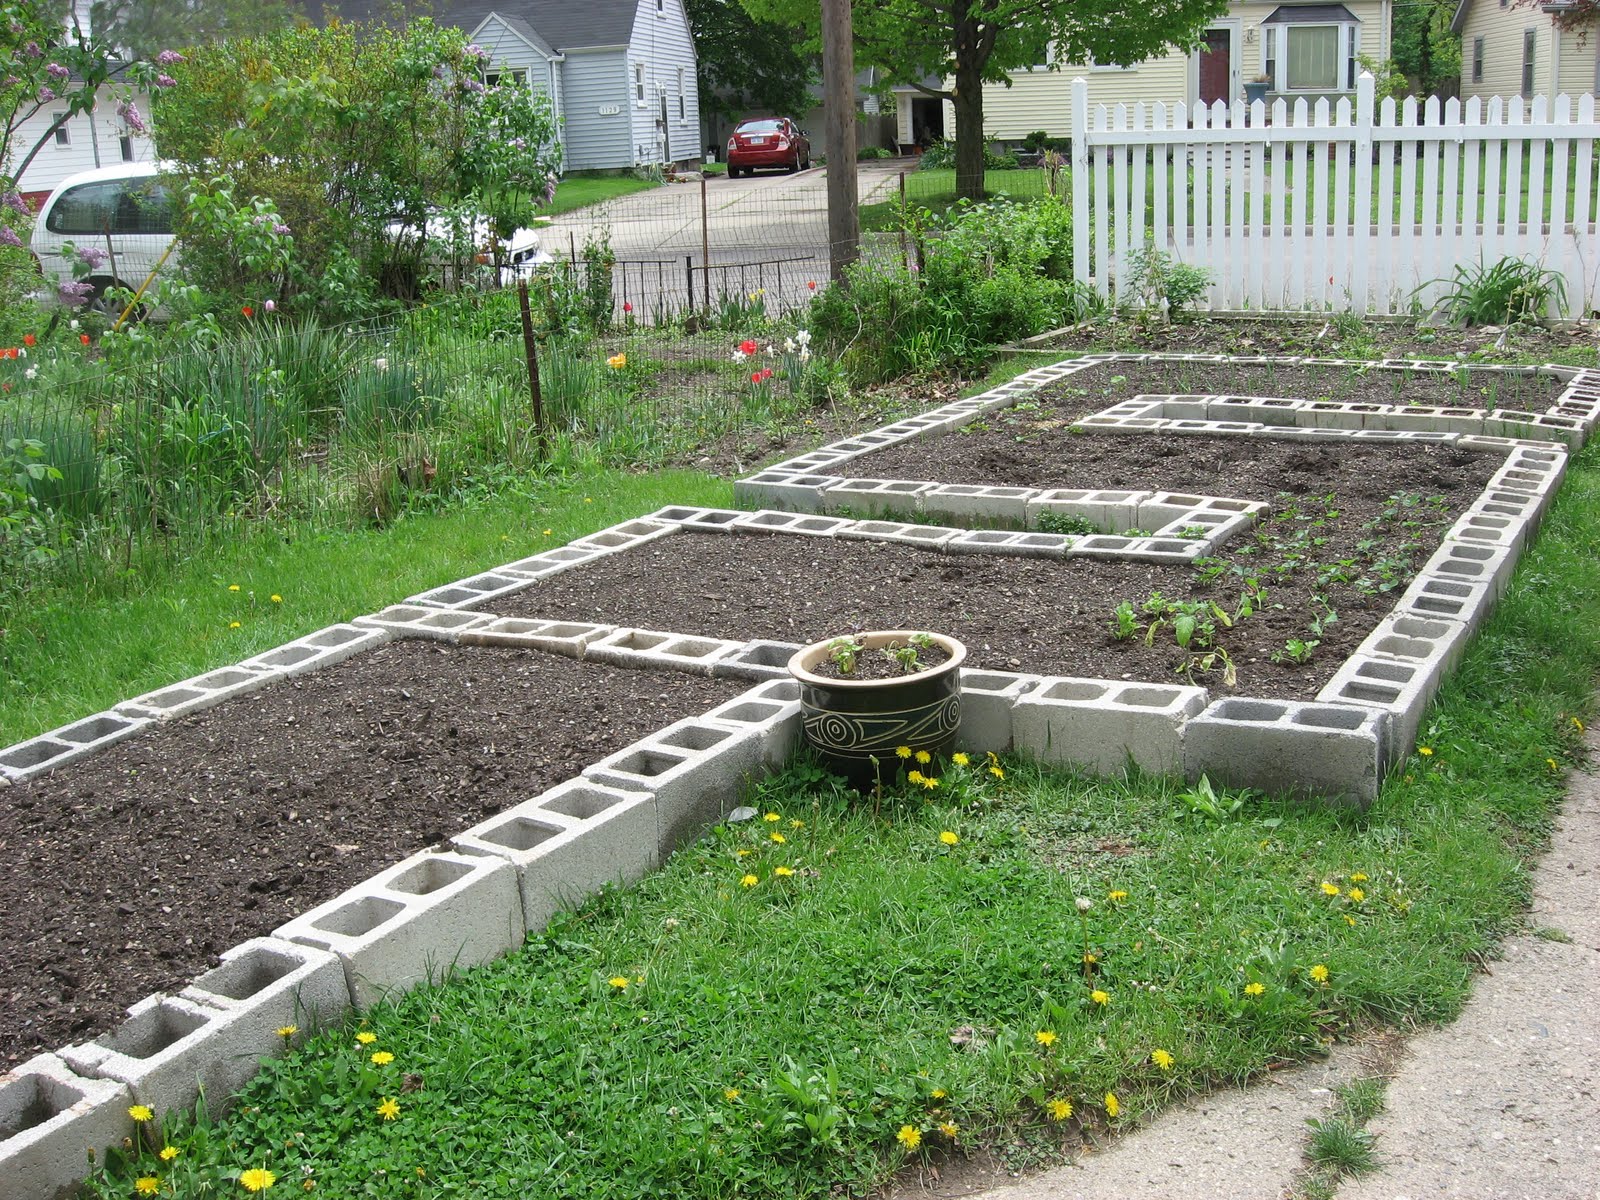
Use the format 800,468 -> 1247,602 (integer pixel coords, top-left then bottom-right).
839,419 -> 1499,500
494,438 -> 1495,687
0,644 -> 744,1066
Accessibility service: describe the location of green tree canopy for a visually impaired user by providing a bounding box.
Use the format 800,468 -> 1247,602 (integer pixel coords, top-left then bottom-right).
686,0 -> 813,124
742,0 -> 1230,200
89,0 -> 302,59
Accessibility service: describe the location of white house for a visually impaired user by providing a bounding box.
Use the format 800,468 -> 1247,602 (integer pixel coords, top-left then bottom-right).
892,0 -> 1394,145
1452,0 -> 1598,101
12,80 -> 155,207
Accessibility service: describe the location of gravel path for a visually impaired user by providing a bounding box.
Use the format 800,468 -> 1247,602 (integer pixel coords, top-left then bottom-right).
943,735 -> 1600,1200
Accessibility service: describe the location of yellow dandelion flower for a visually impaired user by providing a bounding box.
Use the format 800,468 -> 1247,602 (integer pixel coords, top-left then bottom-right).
355,1032 -> 377,1045
895,746 -> 913,759
128,1105 -> 154,1123
1244,981 -> 1265,996
1548,758 -> 1560,772
1349,872 -> 1368,883
1047,1098 -> 1073,1121
989,765 -> 1005,780
790,818 -> 804,829
229,621 -> 242,629
1035,1030 -> 1057,1046
1151,1048 -> 1174,1071
907,770 -> 925,785
270,595 -> 282,604
724,1088 -> 741,1101
774,866 -> 795,877
1083,952 -> 1098,964
920,776 -> 940,790
769,832 -> 786,844
740,873 -> 759,887
1321,881 -> 1341,896
1348,887 -> 1366,903
160,1147 -> 180,1162
736,848 -> 751,857
1345,914 -> 1357,926
609,976 -> 630,989
939,1121 -> 959,1138
939,830 -> 959,846
1573,716 -> 1585,733
239,1168 -> 277,1192
896,1125 -> 922,1151
764,812 -> 781,822
227,584 -> 240,592
952,752 -> 970,767
136,1177 -> 161,1196
377,1097 -> 400,1121
1108,889 -> 1128,902
914,750 -> 931,765
276,1025 -> 298,1038
1091,989 -> 1110,1006
1418,746 -> 1434,757
1309,963 -> 1330,984
1104,1092 -> 1120,1118
370,1051 -> 394,1065
931,1089 -> 947,1100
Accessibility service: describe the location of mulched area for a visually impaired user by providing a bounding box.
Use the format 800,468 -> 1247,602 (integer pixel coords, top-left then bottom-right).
1027,316 -> 1600,364
0,643 -> 744,1066
839,421 -> 1502,499
493,437 -> 1495,696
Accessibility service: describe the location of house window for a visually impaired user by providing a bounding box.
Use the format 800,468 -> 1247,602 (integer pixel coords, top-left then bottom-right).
52,112 -> 69,145
1471,37 -> 1484,84
676,67 -> 685,120
1522,29 -> 1536,97
635,63 -> 645,102
656,0 -> 664,10
486,68 -> 528,88
1261,6 -> 1360,92
119,135 -> 134,161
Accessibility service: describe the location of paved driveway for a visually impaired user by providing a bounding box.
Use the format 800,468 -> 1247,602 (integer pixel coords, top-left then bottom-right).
540,160 -> 909,319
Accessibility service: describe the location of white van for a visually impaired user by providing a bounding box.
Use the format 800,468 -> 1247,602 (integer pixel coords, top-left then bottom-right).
29,162 -> 175,316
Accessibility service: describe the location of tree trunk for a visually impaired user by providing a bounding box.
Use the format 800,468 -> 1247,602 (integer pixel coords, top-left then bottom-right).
953,62 -> 986,202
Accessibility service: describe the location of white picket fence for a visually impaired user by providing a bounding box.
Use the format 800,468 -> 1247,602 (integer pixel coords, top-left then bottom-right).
1069,73 -> 1600,316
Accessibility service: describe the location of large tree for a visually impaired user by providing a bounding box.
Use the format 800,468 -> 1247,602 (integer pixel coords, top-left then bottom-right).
89,0 -> 301,59
742,0 -> 1230,201
685,0 -> 813,125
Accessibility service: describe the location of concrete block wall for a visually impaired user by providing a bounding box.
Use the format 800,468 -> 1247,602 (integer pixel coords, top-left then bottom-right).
1182,698 -> 1391,806
1,1053 -> 133,1200
1013,677 -> 1209,776
0,710 -> 151,784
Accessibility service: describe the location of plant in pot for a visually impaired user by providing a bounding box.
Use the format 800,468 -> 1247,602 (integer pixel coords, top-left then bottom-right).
786,630 -> 967,789
1244,75 -> 1272,106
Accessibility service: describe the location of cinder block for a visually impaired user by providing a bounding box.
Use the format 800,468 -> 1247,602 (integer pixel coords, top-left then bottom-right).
821,478 -> 936,519
1316,656 -> 1434,756
956,669 -> 1040,753
1165,418 -> 1266,437
1205,395 -> 1305,425
711,639 -> 805,682
1013,677 -> 1207,776
115,664 -> 279,723
241,623 -> 389,678
835,519 -> 959,549
1135,491 -> 1211,530
1068,535 -> 1205,563
1008,532 -> 1076,557
274,850 -> 522,1010
702,686 -> 804,769
351,605 -> 496,642
571,519 -> 678,553
452,780 -> 658,934
1073,415 -> 1168,433
1182,697 -> 1390,806
769,450 -> 858,473
1415,540 -> 1518,599
492,545 -> 602,581
405,570 -> 536,611
59,994 -> 239,1122
1485,409 -> 1584,447
1296,401 -> 1368,429
1026,488 -> 1149,534
1348,429 -> 1457,446
0,1053 -> 132,1200
585,627 -> 745,675
1393,574 -> 1497,630
641,506 -> 745,533
458,618 -> 614,657
0,710 -> 151,783
731,510 -> 853,536
182,938 -> 350,1036
923,483 -> 1036,525
1446,508 -> 1529,552
584,718 -> 766,854
945,529 -> 1039,556
732,470 -> 844,512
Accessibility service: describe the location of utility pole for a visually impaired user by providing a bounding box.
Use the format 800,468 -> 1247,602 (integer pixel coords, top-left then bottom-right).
821,0 -> 859,282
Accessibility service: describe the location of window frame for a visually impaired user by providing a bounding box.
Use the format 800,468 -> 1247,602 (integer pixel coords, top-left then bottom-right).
52,111 -> 69,146
1471,36 -> 1484,84
1522,28 -> 1536,98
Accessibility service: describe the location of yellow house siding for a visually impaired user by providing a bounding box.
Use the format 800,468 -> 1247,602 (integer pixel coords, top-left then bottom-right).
1557,28 -> 1597,96
1458,0 -> 1553,100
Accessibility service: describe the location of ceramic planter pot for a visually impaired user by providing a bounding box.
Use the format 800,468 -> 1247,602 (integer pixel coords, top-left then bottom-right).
786,631 -> 967,789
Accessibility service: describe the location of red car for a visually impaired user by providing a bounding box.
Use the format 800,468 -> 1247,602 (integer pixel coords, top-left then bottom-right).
726,117 -> 811,177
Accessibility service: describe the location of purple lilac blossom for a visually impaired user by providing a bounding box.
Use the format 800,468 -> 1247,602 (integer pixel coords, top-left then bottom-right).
2,191 -> 26,215
272,223 -> 291,236
0,227 -> 22,249
543,175 -> 557,205
23,41 -> 41,58
463,43 -> 485,59
155,73 -> 176,88
155,49 -> 185,66
45,62 -> 68,80
58,279 -> 95,304
462,77 -> 485,94
36,85 -> 54,103
116,99 -> 147,135
77,245 -> 109,269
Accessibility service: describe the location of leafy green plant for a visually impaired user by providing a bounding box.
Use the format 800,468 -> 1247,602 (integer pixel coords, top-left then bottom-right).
1272,638 -> 1320,665
1109,600 -> 1139,641
1174,773 -> 1246,821
1305,1115 -> 1378,1176
1426,256 -> 1568,327
827,635 -> 864,674
1037,511 -> 1098,536
1121,238 -> 1212,319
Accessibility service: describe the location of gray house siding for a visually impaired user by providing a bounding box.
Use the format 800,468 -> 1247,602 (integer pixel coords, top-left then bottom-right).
473,15 -> 567,170
562,49 -> 633,170
625,0 -> 700,163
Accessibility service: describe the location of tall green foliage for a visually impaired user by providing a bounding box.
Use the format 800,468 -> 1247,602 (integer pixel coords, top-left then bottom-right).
152,20 -> 562,315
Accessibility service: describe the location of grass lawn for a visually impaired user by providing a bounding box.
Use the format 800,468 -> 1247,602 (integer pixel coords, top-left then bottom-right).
68,347 -> 1600,1198
543,174 -> 663,216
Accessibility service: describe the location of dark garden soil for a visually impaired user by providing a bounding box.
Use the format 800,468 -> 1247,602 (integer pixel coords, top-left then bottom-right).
840,417 -> 1502,500
1027,316 -> 1600,365
494,438 -> 1495,691
0,644 -> 744,1067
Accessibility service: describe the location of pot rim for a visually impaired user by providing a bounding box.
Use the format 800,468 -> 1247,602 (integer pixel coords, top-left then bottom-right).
787,630 -> 967,689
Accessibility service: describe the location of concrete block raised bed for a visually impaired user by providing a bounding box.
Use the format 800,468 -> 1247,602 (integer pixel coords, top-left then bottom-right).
1013,677 -> 1208,776
240,623 -> 390,678
0,710 -> 151,784
0,1053 -> 132,1200
115,665 -> 280,723
1182,697 -> 1391,806
351,604 -> 496,642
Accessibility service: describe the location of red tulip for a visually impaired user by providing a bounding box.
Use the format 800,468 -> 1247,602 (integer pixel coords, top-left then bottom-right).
23,333 -> 35,346
241,305 -> 254,317
80,334 -> 90,345
750,371 -> 762,383
738,339 -> 757,355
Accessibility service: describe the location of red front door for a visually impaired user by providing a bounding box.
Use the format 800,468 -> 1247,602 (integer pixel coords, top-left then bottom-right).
1199,29 -> 1231,107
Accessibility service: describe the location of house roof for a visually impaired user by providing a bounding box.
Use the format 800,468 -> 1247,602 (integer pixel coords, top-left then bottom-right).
473,12 -> 559,59
1261,4 -> 1359,23
322,0 -> 637,50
